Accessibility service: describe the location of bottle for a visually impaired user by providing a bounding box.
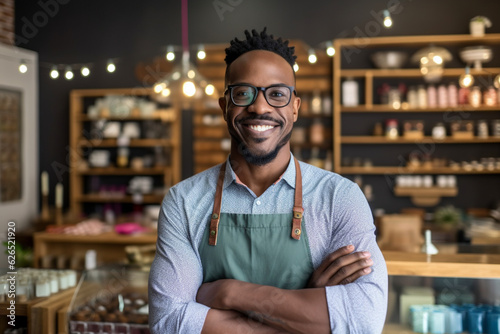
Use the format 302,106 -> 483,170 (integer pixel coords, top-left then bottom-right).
342,78 -> 359,106
437,84 -> 448,108
448,83 -> 458,107
117,147 -> 129,167
309,119 -> 325,145
469,86 -> 481,108
484,86 -> 497,106
458,87 -> 470,105
417,85 -> 427,108
427,85 -> 437,108
311,91 -> 322,114
407,86 -> 418,108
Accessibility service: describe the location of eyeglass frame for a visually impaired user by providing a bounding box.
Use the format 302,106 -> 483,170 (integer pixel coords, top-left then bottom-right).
224,83 -> 297,108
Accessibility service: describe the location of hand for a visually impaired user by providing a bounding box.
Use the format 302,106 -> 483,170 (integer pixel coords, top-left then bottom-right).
307,245 -> 373,288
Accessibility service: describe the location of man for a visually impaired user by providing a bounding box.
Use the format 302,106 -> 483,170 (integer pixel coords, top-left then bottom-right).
149,28 -> 388,334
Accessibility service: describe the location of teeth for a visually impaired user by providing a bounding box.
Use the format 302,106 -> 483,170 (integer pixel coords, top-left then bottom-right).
249,125 -> 274,132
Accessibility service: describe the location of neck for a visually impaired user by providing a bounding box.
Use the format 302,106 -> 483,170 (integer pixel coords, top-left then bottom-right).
229,144 -> 291,197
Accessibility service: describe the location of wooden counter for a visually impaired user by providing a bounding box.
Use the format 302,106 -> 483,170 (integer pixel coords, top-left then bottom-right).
384,250 -> 500,278
33,231 -> 157,269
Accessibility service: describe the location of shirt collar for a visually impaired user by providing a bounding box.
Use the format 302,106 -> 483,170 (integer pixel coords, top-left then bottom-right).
223,153 -> 297,190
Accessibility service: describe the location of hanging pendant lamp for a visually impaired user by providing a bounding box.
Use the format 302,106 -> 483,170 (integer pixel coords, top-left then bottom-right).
152,0 -> 217,107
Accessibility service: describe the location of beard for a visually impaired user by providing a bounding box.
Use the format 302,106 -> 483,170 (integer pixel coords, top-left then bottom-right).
227,115 -> 291,166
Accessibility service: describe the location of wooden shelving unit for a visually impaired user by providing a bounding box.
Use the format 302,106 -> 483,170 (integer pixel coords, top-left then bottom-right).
69,88 -> 181,218
333,34 -> 500,176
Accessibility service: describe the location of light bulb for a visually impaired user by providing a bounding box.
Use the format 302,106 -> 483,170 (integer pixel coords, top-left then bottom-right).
459,67 -> 474,88
81,66 -> 90,77
107,61 -> 116,73
494,74 -> 500,89
293,63 -> 299,72
19,62 -> 28,74
172,71 -> 181,80
326,45 -> 335,57
420,57 -> 429,65
205,84 -> 215,96
166,52 -> 175,61
154,83 -> 165,93
187,70 -> 196,79
182,81 -> 196,97
161,88 -> 171,97
65,67 -> 74,80
50,67 -> 59,79
166,45 -> 175,61
433,55 -> 443,65
308,49 -> 317,64
383,10 -> 392,28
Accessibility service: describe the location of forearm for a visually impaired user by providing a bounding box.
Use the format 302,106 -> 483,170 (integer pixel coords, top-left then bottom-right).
224,281 -> 330,334
202,309 -> 290,334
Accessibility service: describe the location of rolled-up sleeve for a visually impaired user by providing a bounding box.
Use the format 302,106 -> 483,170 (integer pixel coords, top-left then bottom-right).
324,182 -> 388,333
148,188 -> 209,334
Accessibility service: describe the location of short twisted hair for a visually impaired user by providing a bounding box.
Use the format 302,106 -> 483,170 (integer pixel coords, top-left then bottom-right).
224,28 -> 296,83
225,28 -> 296,67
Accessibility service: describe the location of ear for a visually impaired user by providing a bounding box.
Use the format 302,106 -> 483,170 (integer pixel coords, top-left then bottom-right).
292,96 -> 301,122
219,97 -> 227,121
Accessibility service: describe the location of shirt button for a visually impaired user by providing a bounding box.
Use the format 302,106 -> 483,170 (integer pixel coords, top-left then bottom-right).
256,200 -> 261,205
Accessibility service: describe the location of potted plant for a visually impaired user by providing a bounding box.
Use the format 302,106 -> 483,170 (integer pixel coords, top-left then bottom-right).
470,16 -> 492,37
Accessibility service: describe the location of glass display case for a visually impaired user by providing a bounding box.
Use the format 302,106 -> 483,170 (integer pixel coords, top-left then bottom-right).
383,247 -> 500,334
67,266 -> 149,334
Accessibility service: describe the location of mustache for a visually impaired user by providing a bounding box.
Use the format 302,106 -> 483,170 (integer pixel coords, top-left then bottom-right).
237,114 -> 283,126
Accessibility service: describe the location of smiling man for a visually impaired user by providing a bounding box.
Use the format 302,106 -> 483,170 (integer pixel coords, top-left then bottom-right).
149,28 -> 388,334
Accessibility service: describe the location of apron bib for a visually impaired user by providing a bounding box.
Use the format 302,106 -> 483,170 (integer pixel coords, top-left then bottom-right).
199,158 -> 314,290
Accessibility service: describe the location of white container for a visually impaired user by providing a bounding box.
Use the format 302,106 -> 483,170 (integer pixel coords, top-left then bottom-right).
342,78 -> 359,106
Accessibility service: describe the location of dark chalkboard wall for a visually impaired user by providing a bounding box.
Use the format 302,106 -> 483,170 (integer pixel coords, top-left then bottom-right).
14,0 -> 500,213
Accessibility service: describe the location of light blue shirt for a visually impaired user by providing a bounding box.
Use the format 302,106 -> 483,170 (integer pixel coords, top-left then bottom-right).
149,156 -> 388,333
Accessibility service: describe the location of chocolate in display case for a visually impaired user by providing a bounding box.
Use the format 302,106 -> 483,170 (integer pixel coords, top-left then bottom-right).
67,266 -> 149,334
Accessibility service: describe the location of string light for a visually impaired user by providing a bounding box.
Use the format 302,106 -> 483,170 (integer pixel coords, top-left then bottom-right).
64,67 -> 74,80
308,49 -> 317,64
293,63 -> 299,72
107,60 -> 116,73
205,84 -> 215,96
81,66 -> 90,77
50,66 -> 59,79
459,66 -> 474,88
197,45 -> 206,60
19,60 -> 28,73
166,45 -> 175,61
383,10 -> 393,28
326,41 -> 335,57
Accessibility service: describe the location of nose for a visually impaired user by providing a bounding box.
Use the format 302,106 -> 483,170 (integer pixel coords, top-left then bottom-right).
247,90 -> 273,114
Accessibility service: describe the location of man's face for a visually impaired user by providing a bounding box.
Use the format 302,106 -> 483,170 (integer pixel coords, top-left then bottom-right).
219,50 -> 300,166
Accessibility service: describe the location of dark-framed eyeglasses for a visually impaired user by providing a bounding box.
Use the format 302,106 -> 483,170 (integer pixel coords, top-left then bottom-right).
224,84 -> 297,108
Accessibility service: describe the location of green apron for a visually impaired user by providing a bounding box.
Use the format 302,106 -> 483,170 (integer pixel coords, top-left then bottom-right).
199,158 -> 314,290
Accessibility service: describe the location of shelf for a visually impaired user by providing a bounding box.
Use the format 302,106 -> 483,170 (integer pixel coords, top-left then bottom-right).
78,110 -> 176,122
78,138 -> 173,147
394,186 -> 458,206
76,167 -> 169,175
341,105 -> 500,112
77,194 -> 165,203
339,166 -> 500,174
341,136 -> 500,144
340,67 -> 500,78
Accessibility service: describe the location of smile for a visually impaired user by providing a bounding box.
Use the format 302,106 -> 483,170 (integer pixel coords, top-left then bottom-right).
248,125 -> 275,132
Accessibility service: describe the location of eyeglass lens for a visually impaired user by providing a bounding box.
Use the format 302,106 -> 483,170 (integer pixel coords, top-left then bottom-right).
231,85 -> 291,107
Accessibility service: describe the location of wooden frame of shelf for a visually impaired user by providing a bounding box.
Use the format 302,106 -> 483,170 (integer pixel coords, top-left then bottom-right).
69,88 -> 181,218
332,33 -> 500,173
339,166 -> 500,175
341,136 -> 500,144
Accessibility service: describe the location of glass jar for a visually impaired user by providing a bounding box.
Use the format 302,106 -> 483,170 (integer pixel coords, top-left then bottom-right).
0,276 -> 6,302
432,123 -> 446,139
309,119 -> 325,145
417,85 -> 427,108
458,87 -> 469,105
483,86 -> 497,106
427,84 -> 437,108
448,83 -> 458,107
437,84 -> 448,108
407,86 -> 418,108
469,86 -> 482,108
477,120 -> 489,138
342,78 -> 359,106
117,147 -> 129,168
385,119 -> 399,139
36,277 -> 51,298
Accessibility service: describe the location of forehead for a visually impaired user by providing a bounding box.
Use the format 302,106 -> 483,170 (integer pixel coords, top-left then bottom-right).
226,50 -> 295,86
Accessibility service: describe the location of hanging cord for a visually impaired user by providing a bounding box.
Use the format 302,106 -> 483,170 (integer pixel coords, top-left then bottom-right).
182,0 -> 189,53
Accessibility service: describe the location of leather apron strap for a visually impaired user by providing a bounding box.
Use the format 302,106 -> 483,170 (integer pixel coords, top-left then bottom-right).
209,157 -> 303,246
